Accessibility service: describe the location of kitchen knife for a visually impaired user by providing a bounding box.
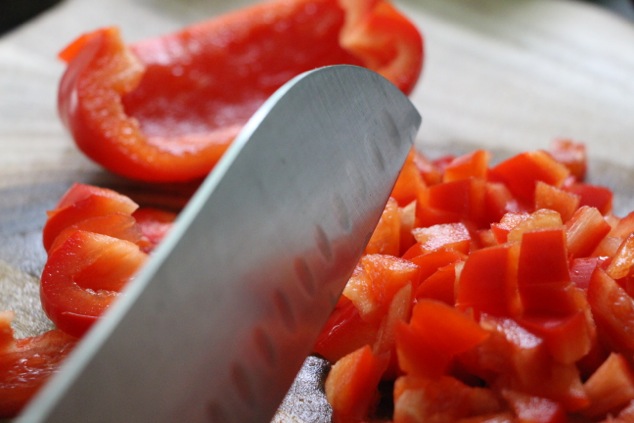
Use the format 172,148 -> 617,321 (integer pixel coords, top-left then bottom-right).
18,64 -> 421,423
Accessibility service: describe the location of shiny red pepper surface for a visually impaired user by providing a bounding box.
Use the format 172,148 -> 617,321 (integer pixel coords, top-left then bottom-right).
58,0 -> 424,182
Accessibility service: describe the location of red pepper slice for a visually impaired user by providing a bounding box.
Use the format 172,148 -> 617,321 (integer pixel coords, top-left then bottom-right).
0,312 -> 77,418
41,230 -> 148,337
57,0 -> 424,182
39,184 -> 176,338
42,183 -> 139,252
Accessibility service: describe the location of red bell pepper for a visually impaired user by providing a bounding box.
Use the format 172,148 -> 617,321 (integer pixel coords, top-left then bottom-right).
57,0 -> 424,182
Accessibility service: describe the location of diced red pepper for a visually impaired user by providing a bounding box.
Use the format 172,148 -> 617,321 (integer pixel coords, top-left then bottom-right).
393,375 -> 503,423
502,390 -> 567,423
606,233 -> 634,280
405,247 -> 464,279
582,353 -> 634,419
490,211 -> 529,244
398,201 -> 417,255
312,142 -> 634,421
489,150 -> 570,206
410,222 -> 472,255
547,139 -> 587,182
324,345 -> 389,423
373,284 -> 413,377
313,297 -> 379,363
564,183 -> 613,215
342,254 -> 419,324
565,205 -> 611,258
365,197 -> 401,256
484,181 -> 520,225
391,149 -> 429,207
569,257 -> 603,290
442,149 -> 490,182
456,244 -> 521,317
587,267 -> 634,354
518,311 -> 594,365
517,228 -> 570,287
506,209 -> 563,243
610,211 -> 634,239
473,316 -> 589,411
534,180 -> 580,222
516,228 -> 579,316
427,178 -> 487,227
395,299 -> 489,378
414,262 -> 459,305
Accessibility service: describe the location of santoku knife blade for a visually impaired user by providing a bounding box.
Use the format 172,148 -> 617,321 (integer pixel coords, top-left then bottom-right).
18,64 -> 421,423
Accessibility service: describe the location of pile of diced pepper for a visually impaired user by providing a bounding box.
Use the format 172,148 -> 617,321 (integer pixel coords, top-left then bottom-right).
315,140 -> 634,423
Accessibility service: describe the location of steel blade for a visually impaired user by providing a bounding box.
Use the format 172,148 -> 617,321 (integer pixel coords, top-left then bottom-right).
18,64 -> 421,423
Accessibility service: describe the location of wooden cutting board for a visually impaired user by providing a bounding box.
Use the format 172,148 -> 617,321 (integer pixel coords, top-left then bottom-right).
1,0 -> 634,420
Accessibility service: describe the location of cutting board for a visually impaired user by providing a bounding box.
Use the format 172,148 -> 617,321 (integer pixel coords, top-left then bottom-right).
1,0 -> 634,420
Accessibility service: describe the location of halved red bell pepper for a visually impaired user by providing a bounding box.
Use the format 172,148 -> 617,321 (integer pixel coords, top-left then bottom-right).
57,0 -> 424,182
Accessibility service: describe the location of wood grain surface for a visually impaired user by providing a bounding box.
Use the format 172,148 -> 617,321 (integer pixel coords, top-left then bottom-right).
1,0 -> 634,420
